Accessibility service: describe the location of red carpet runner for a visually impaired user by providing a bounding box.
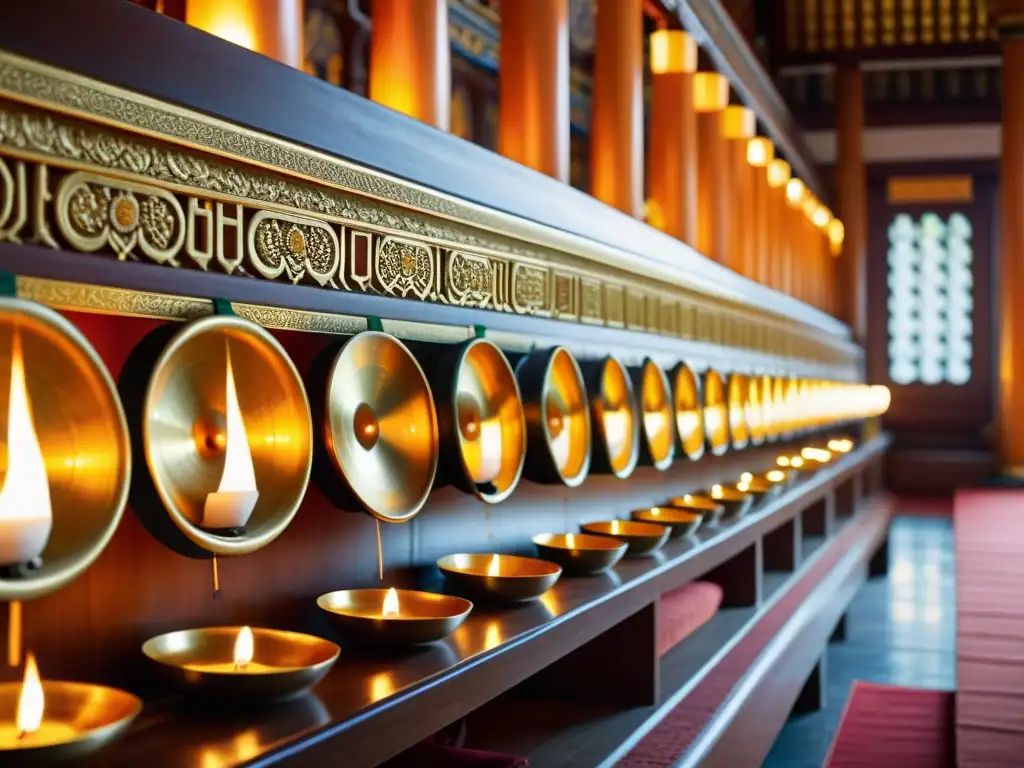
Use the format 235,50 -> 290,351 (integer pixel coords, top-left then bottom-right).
823,682 -> 954,768
657,581 -> 723,657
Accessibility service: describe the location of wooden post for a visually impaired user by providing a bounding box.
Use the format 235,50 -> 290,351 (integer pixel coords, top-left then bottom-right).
499,0 -> 570,182
591,0 -> 645,217
694,73 -> 730,263
723,106 -> 756,276
785,178 -> 807,303
648,30 -> 699,242
370,0 -> 451,130
835,60 -> 867,340
747,137 -> 774,285
995,9 -> 1024,475
185,0 -> 303,67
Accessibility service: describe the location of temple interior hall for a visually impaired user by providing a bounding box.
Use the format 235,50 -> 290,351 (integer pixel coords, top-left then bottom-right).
0,0 -> 1020,766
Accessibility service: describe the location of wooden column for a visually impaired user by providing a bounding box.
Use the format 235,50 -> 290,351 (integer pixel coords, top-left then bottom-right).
648,30 -> 698,242
767,159 -> 792,293
694,73 -> 730,263
835,60 -> 867,340
591,0 -> 645,217
186,0 -> 303,67
370,0 -> 450,130
747,137 -> 774,285
785,178 -> 807,302
723,106 -> 756,276
499,0 -> 570,182
802,194 -> 822,309
996,10 -> 1024,474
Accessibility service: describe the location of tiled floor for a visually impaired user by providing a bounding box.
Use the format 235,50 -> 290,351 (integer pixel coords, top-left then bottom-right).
763,515 -> 956,768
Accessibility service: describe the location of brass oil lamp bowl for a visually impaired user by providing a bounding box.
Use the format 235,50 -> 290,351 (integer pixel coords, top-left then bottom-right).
631,359 -> 675,470
702,369 -> 730,456
0,298 -> 131,602
736,472 -> 783,508
671,362 -> 705,461
133,314 -> 313,558
512,347 -> 591,487
827,437 -> 856,455
582,356 -> 640,478
142,626 -> 339,704
0,654 -> 141,763
437,553 -> 561,603
706,484 -> 754,521
631,507 -> 702,538
531,533 -> 627,576
665,493 -> 726,527
317,588 -> 472,648
419,339 -> 526,504
799,446 -> 834,471
580,520 -> 669,557
314,331 -> 438,522
726,373 -> 750,450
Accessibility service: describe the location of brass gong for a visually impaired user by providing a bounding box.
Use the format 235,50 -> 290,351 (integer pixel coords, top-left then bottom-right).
631,358 -> 674,470
421,338 -> 526,504
582,356 -> 640,478
703,368 -> 729,456
727,373 -> 750,450
321,331 -> 438,522
0,298 -> 131,601
761,375 -> 778,442
671,362 -> 705,461
513,347 -> 591,487
142,315 -> 313,556
746,375 -> 765,446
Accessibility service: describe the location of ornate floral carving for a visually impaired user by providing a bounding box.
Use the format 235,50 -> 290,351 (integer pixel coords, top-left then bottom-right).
376,237 -> 434,299
447,250 -> 493,307
247,210 -> 341,287
511,264 -> 550,315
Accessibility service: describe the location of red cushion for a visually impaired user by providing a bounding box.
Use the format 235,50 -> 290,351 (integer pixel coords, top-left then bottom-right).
657,581 -> 723,657
824,682 -> 954,767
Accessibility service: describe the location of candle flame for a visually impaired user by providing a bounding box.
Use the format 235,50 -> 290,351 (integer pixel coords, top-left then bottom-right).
737,482 -> 750,492
740,472 -> 753,483
711,484 -> 724,499
767,470 -> 785,482
565,533 -> 575,549
777,456 -> 791,467
683,494 -> 694,503
233,626 -> 254,669
791,456 -> 805,468
16,652 -> 43,737
487,554 -> 500,577
650,508 -> 660,516
801,447 -> 832,463
0,331 -> 52,551
217,346 -> 257,494
382,587 -> 400,618
611,520 -> 621,536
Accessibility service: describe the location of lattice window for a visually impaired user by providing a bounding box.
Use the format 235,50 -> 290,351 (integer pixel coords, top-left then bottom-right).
887,211 -> 973,385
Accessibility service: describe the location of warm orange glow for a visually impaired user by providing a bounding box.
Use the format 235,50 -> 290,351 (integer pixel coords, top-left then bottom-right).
767,159 -> 792,189
187,3 -> 257,51
692,73 -> 730,112
791,456 -> 805,468
740,472 -> 753,483
711,484 -> 724,499
812,204 -> 832,229
747,137 -> 774,167
611,520 -> 622,536
233,626 -> 254,669
802,447 -> 832,463
785,178 -> 806,206
777,456 -> 791,467
683,494 -> 694,504
767,470 -> 786,483
802,194 -> 819,219
737,481 -> 750,492
487,554 -> 500,577
566,533 -> 576,549
0,330 -> 52,566
483,621 -> 503,651
16,652 -> 43,737
828,218 -> 845,255
369,672 -> 396,703
649,30 -> 697,74
603,407 -> 629,458
382,587 -> 400,618
722,106 -> 755,140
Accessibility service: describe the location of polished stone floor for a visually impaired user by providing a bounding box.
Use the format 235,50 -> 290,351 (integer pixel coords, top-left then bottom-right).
763,514 -> 956,768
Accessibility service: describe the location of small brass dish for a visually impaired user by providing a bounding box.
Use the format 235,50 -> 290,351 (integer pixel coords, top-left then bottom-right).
317,331 -> 439,522
142,627 -> 339,704
138,314 -> 313,557
631,359 -> 675,470
737,477 -> 783,508
581,356 -> 640,478
580,520 -> 669,556
0,680 -> 141,764
727,373 -> 750,450
665,494 -> 726,527
532,533 -> 627,575
512,347 -> 591,487
0,298 -> 131,602
317,589 -> 472,647
631,507 -> 702,538
703,369 -> 730,456
707,486 -> 754,521
671,362 -> 705,461
438,553 -> 561,603
419,339 -> 526,504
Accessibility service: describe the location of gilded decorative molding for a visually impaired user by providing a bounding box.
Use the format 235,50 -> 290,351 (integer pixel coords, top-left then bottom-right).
0,51 -> 860,373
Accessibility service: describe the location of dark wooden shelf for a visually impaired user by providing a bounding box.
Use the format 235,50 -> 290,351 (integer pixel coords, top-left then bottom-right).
92,436 -> 889,768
